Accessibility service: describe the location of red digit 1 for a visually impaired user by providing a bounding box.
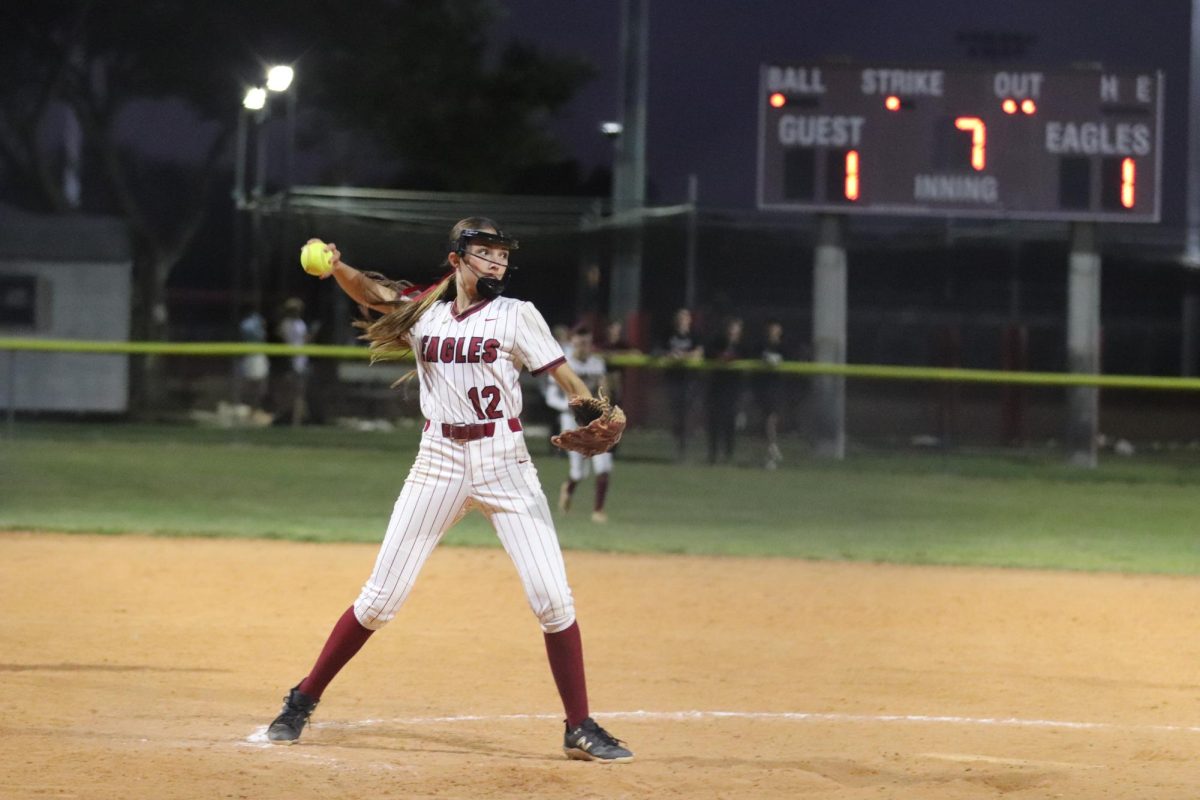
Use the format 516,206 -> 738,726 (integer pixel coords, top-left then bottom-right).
1121,158 -> 1136,208
467,387 -> 486,420
844,149 -> 860,201
954,116 -> 986,171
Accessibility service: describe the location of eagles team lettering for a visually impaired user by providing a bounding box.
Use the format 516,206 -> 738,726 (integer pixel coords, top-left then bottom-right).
1043,121 -> 1151,156
421,335 -> 501,364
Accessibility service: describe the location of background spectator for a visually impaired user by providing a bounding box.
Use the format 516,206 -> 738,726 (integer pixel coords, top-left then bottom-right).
658,308 -> 703,461
704,317 -> 746,465
755,320 -> 787,469
276,297 -> 318,426
237,305 -> 269,413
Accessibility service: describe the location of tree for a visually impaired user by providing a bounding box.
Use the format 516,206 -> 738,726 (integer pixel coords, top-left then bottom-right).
301,0 -> 595,192
0,1 -> 90,212
0,0 -> 281,408
0,0 -> 594,411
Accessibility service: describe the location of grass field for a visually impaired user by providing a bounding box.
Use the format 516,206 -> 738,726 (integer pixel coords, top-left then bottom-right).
4,421 -> 1200,574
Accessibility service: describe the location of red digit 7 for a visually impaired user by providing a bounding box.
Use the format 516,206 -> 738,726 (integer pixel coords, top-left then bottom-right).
954,116 -> 986,171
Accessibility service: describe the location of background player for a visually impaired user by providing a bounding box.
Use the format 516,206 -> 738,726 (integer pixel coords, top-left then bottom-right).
545,326 -> 613,523
264,218 -> 633,763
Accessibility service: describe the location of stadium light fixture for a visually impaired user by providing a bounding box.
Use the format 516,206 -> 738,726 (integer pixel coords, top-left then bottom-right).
243,87 -> 267,111
266,65 -> 294,93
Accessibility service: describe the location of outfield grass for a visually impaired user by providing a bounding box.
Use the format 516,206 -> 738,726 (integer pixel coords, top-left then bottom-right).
3,421 -> 1200,574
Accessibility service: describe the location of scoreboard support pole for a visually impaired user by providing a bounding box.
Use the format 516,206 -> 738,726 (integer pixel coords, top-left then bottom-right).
1182,275 -> 1199,377
1066,222 -> 1101,468
812,214 -> 847,460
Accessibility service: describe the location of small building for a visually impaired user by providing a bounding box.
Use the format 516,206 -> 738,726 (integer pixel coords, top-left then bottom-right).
0,205 -> 132,413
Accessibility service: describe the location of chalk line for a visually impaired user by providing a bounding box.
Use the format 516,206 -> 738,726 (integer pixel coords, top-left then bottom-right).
241,709 -> 1200,746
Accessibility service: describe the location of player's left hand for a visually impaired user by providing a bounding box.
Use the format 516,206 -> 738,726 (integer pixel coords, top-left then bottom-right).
551,391 -> 626,456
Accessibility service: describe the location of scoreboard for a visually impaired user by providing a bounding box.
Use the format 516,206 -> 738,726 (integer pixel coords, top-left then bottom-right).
757,63 -> 1163,222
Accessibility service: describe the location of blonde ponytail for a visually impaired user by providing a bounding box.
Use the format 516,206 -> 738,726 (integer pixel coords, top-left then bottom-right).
353,271 -> 456,365
353,216 -> 501,378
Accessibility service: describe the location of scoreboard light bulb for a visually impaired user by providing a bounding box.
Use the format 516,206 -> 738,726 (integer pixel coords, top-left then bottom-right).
885,95 -> 901,111
1002,98 -> 1018,114
1021,99 -> 1037,115
769,92 -> 786,108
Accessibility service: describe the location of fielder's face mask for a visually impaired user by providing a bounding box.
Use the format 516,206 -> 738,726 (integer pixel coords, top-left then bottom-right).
453,229 -> 519,299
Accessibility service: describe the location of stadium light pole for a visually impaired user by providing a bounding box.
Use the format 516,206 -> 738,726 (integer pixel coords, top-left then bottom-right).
238,66 -> 296,314
1183,0 -> 1200,375
609,0 -> 648,348
684,173 -> 699,310
230,85 -> 267,402
235,86 -> 266,206
229,67 -> 295,399
246,85 -> 272,312
233,85 -> 267,297
266,65 -> 299,315
265,65 -> 297,193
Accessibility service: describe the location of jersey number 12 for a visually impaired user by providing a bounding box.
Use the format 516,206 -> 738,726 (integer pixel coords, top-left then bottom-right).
467,386 -> 503,420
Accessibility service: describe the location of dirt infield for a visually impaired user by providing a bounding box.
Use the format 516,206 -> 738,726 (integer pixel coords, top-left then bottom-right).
1,532 -> 1198,799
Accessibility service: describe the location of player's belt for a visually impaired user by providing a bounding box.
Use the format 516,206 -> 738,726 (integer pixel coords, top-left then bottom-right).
427,418 -> 522,441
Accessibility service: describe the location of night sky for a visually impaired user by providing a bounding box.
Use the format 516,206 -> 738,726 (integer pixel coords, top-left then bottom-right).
64,0 -> 1200,368
108,1 -> 1196,218
493,0 -> 1193,216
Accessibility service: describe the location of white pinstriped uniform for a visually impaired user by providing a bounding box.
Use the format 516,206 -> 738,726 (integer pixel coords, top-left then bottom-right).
545,351 -> 613,480
352,296 -> 575,633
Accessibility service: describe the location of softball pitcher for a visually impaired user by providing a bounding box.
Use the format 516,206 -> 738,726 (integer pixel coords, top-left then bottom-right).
264,218 -> 632,763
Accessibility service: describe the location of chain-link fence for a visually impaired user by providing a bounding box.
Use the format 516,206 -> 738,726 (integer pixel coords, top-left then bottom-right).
4,342 -> 1200,468
6,188 -> 1200,461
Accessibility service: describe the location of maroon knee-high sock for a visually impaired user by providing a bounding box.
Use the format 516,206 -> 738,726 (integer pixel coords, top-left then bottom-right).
296,606 -> 374,700
543,621 -> 589,727
594,474 -> 610,512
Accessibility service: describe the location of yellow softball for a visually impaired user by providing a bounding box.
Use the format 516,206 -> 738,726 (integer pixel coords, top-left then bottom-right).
300,240 -> 333,277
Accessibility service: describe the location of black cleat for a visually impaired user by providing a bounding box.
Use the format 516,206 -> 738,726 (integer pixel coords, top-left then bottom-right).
562,717 -> 634,763
267,686 -> 319,743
